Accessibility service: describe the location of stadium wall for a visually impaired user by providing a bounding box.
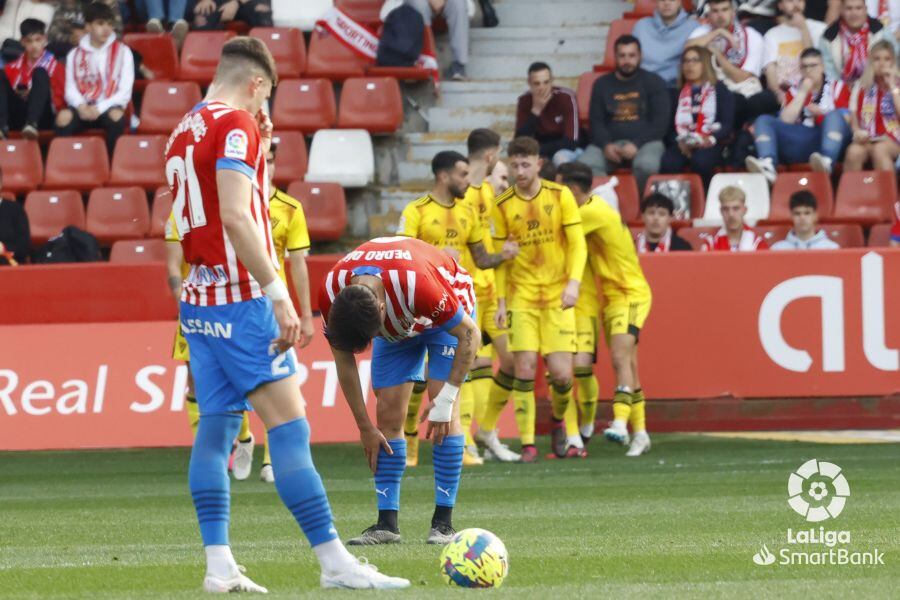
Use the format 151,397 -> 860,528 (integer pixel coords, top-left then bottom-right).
1,249 -> 897,450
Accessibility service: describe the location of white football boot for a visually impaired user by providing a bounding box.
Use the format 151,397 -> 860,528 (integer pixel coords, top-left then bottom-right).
475,429 -> 521,462
603,420 -> 630,446
259,464 -> 274,483
233,435 -> 254,481
321,557 -> 411,590
203,571 -> 268,593
626,431 -> 651,457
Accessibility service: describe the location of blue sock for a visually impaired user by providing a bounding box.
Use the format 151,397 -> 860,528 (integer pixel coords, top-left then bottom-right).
189,412 -> 242,546
374,438 -> 406,511
268,418 -> 338,547
433,434 -> 465,507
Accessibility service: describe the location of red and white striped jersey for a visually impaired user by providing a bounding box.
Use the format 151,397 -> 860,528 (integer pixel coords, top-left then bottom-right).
319,237 -> 476,342
700,226 -> 769,252
165,101 -> 277,306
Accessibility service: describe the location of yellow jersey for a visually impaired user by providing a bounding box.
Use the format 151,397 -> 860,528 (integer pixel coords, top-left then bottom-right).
269,188 -> 311,284
398,194 -> 483,276
579,194 -> 651,300
462,182 -> 497,297
164,210 -> 190,279
493,179 -> 586,309
575,257 -> 601,315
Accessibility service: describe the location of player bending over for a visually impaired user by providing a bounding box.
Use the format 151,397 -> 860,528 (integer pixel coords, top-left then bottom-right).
320,237 -> 480,546
166,37 -> 408,592
557,162 -> 653,457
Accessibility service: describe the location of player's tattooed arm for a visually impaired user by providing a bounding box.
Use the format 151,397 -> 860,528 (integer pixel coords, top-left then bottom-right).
446,314 -> 480,387
468,239 -> 518,269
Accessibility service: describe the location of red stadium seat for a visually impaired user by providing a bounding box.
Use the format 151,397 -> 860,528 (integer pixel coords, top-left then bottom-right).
110,135 -> 167,190
676,226 -> 717,250
576,71 -> 602,129
150,186 -> 173,238
821,223 -> 865,248
250,27 -> 306,79
755,224 -> 790,246
834,171 -> 896,224
123,33 -> 179,91
367,28 -> 437,81
138,81 -> 202,134
867,223 -> 893,247
272,79 -> 337,133
43,137 -> 109,191
179,31 -> 236,84
0,139 -> 42,195
110,239 -> 168,263
592,174 -> 640,223
86,187 -> 151,244
625,0 -> 694,18
337,77 -> 403,133
644,173 -> 706,220
24,190 -> 85,244
271,131 -> 308,188
305,29 -> 368,79
336,0 -> 383,25
595,19 -> 637,73
286,181 -> 347,241
769,172 -> 833,222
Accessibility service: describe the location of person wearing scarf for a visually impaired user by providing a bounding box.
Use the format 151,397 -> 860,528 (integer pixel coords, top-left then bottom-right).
55,2 -> 133,153
844,39 -> 900,170
819,0 -> 892,85
0,18 -> 65,139
700,185 -> 769,251
637,193 -> 693,252
660,47 -> 734,189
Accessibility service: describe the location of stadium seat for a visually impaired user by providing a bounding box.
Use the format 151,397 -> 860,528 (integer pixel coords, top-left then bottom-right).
250,27 -> 306,79
867,223 -> 893,247
769,172 -> 833,222
336,0 -> 383,25
138,81 -> 202,134
367,27 -> 437,81
150,186 -> 173,238
703,173 -> 770,224
644,173 -> 706,221
179,31 -> 236,84
833,171 -> 897,224
821,223 -> 865,248
43,137 -> 110,191
305,29 -> 369,79
337,77 -> 403,133
24,190 -> 85,244
592,174 -> 640,223
576,71 -> 602,129
86,187 -> 151,244
755,224 -> 791,246
110,135 -> 167,190
271,131 -> 308,188
272,78 -> 337,133
0,139 -> 42,195
110,239 -> 168,263
624,0 -> 694,18
305,129 -> 374,187
594,19 -> 637,73
271,0 -> 333,31
122,33 -> 179,91
286,181 -> 347,241
676,226 -> 717,250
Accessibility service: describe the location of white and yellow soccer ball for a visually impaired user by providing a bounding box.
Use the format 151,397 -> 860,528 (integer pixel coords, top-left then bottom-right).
439,528 -> 509,588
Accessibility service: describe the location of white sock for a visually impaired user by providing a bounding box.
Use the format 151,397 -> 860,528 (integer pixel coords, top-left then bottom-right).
314,538 -> 358,573
613,419 -> 628,429
566,434 -> 583,449
579,423 -> 594,439
205,545 -> 239,578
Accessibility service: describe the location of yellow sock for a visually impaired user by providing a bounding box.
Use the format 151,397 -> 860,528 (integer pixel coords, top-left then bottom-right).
186,394 -> 199,437
479,370 -> 514,432
629,388 -> 647,433
563,397 -> 579,438
470,366 -> 493,427
405,381 -> 426,437
550,380 -> 574,421
262,431 -> 271,465
460,381 -> 475,447
574,367 -> 599,428
512,379 -> 536,445
612,388 -> 633,424
238,411 -> 252,442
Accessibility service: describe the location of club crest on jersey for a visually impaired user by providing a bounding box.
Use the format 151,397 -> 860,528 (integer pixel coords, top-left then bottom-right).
543,204 -> 554,216
224,129 -> 249,160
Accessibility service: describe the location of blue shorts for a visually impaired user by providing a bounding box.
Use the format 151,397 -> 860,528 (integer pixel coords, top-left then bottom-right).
180,296 -> 298,415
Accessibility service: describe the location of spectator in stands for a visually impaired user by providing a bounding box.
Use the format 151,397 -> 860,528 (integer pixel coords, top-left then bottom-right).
632,0 -> 699,87
867,0 -> 900,36
636,192 -> 692,252
771,190 -> 840,248
819,0 -> 893,85
137,0 -> 189,48
0,167 -> 30,266
844,40 -> 900,170
514,62 -> 580,165
405,0 -> 469,80
0,19 -> 65,139
701,185 -> 769,250
191,0 -> 272,31
487,158 -> 509,193
746,48 -> 851,181
580,35 -> 670,194
660,46 -> 734,189
56,2 -> 133,153
763,0 -> 827,103
0,1 -> 56,47
49,1 -> 124,57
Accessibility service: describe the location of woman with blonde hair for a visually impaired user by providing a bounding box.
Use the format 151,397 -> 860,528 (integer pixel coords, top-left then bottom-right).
660,46 -> 734,189
844,40 -> 900,171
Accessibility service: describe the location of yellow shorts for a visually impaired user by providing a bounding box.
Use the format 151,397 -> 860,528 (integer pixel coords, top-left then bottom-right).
172,324 -> 190,361
475,292 -> 507,358
575,311 -> 598,355
507,307 -> 577,355
602,294 -> 652,342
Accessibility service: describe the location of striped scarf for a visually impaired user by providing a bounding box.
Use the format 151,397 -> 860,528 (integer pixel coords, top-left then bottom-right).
840,20 -> 870,83
675,82 -> 717,141
73,40 -> 124,103
7,50 -> 58,90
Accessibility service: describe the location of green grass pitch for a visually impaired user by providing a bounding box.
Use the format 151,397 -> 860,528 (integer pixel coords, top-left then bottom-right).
1,434 -> 898,598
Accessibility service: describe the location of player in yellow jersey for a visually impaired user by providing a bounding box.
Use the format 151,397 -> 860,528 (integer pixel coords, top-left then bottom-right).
398,149 -> 518,467
557,162 -> 652,457
488,137 -> 587,463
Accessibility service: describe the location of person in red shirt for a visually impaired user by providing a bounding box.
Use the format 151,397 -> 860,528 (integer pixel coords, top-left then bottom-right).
844,39 -> 900,171
700,185 -> 769,251
514,61 -> 580,165
0,18 -> 66,139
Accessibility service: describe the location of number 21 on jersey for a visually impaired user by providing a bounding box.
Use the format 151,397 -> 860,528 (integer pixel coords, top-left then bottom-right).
166,145 -> 207,238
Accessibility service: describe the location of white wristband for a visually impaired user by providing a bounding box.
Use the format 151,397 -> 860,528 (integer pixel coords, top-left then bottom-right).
428,383 -> 459,423
263,278 -> 290,302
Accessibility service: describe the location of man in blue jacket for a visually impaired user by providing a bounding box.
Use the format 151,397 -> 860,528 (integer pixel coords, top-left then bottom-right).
632,0 -> 699,87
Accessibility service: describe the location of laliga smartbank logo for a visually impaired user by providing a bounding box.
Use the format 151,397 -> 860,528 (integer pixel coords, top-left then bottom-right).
752,460 -> 884,567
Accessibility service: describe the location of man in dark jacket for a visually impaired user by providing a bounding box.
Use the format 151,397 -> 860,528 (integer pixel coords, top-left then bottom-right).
514,61 -> 580,164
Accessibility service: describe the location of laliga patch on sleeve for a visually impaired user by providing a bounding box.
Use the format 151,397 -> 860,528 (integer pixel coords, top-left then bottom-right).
224,128 -> 249,160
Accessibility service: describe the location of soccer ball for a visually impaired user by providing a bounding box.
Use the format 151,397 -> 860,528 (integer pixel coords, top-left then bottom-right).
439,528 -> 508,588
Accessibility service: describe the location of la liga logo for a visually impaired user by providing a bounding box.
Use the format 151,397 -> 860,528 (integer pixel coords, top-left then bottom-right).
787,459 -> 850,522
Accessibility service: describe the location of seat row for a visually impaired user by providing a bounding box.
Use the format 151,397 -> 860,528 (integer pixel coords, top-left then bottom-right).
629,223 -> 894,249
